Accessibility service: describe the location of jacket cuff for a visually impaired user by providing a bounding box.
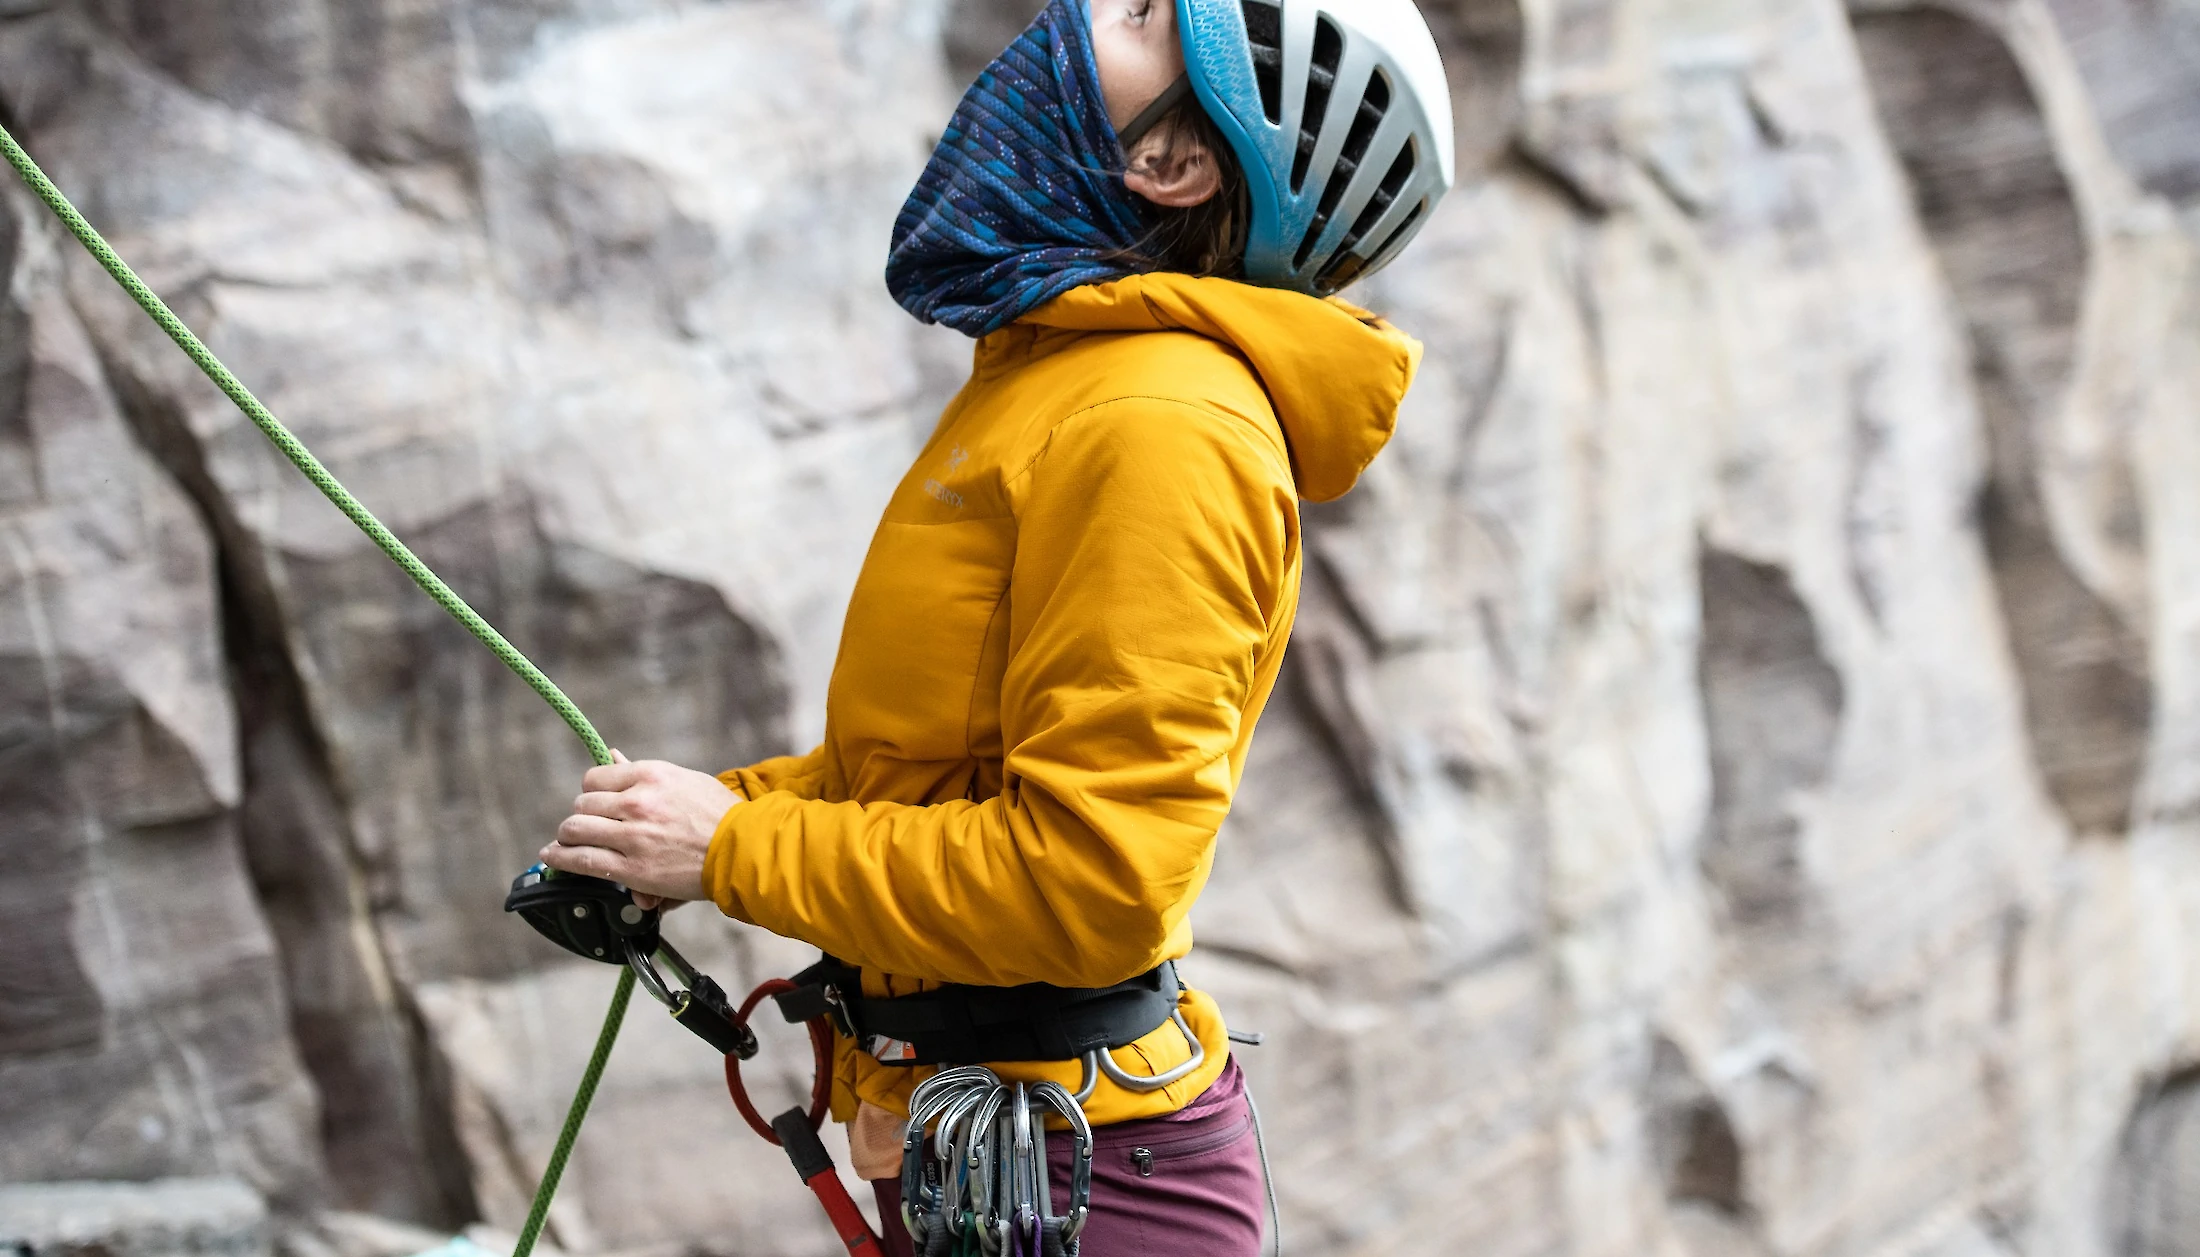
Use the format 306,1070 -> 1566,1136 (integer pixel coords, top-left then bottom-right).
704,797 -> 754,923
703,789 -> 796,925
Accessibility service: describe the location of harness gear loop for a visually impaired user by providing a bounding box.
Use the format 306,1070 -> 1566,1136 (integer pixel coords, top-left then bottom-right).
1081,1007 -> 1206,1098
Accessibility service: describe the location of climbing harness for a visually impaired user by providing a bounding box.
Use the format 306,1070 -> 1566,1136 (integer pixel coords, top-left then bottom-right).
788,959 -> 1283,1255
1,120 -> 1282,1257
775,956 -> 1203,1092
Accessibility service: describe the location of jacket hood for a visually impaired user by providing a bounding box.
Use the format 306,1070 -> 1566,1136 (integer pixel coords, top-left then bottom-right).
1019,273 -> 1423,502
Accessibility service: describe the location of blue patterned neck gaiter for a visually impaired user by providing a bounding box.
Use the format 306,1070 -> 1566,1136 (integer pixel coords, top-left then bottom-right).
885,0 -> 1153,337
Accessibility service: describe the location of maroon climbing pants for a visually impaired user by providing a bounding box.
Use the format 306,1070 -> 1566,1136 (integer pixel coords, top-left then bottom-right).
871,1058 -> 1268,1257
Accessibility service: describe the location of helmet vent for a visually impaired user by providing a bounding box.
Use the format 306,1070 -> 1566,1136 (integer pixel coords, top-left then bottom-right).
1342,138 -> 1417,252
1292,68 -> 1393,269
1314,197 -> 1426,293
1375,197 -> 1427,262
1290,16 -> 1346,192
1241,1 -> 1284,124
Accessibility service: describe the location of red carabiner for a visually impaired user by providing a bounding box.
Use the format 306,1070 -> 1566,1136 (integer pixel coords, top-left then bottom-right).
724,978 -> 883,1257
724,978 -> 835,1142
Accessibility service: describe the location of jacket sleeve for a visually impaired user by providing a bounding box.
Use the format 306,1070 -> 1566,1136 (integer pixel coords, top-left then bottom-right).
703,398 -> 1294,988
719,746 -> 830,802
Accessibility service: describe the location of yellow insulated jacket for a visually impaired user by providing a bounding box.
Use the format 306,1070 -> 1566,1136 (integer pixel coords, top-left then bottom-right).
706,272 -> 1421,1124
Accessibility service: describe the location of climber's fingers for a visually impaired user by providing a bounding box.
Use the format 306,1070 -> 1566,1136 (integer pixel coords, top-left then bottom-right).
552,811 -> 630,855
540,829 -> 631,882
549,757 -> 724,904
572,789 -> 628,821
581,756 -> 646,794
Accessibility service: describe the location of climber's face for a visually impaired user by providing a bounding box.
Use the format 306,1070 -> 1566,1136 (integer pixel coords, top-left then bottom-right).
1087,0 -> 1221,209
1089,0 -> 1187,135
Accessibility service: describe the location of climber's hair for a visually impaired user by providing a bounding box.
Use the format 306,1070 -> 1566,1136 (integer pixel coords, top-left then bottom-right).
1118,100 -> 1249,280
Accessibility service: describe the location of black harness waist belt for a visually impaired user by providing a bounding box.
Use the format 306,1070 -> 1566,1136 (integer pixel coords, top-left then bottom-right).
772,955 -> 1182,1067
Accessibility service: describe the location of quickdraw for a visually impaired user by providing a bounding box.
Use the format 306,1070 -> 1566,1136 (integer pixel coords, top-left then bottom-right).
504,866 -> 881,1257
901,1068 -> 1092,1257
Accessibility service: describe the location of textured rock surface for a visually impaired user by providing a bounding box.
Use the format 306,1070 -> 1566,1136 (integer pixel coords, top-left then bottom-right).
1,0 -> 2198,1253
0,1178 -> 271,1257
0,183 -> 324,1203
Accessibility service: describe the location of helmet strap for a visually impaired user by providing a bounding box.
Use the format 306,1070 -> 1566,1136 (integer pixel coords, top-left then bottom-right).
1118,74 -> 1195,152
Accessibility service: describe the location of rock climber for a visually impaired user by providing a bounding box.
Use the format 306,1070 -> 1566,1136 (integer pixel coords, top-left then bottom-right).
538,1 -> 1455,1251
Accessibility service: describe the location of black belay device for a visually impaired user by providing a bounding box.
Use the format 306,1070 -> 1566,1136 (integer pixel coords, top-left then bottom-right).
504,864 -> 757,1058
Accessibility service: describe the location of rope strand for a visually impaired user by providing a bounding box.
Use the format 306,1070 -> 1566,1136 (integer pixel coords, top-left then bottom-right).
1,122 -> 618,1257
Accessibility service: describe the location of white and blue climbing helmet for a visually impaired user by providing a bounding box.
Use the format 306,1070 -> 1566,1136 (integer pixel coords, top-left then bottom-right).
1172,0 -> 1455,294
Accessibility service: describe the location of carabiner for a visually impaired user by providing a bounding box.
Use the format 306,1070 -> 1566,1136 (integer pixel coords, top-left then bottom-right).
901,1067 -> 999,1237
1007,1083 -> 1038,1248
1076,1007 -> 1206,1100
1028,1080 -> 1092,1246
964,1086 -> 1013,1254
623,939 -> 758,1059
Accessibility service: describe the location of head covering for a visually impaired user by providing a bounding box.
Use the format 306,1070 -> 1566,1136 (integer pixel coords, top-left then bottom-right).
885,0 -> 1154,337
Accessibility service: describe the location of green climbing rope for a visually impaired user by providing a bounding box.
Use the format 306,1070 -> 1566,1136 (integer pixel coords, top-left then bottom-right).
0,125 -> 607,766
514,966 -> 635,1257
1,122 -> 624,1257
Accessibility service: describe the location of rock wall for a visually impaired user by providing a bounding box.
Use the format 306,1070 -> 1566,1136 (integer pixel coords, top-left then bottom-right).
2,0 -> 2197,1254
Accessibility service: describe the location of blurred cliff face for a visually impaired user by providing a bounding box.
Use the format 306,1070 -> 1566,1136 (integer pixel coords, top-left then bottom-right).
1,0 -> 2198,1254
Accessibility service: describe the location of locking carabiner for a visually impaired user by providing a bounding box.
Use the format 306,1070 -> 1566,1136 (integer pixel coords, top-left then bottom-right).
624,937 -> 758,1059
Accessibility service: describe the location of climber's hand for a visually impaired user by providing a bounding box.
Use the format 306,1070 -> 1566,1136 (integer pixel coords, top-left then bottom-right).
544,750 -> 735,908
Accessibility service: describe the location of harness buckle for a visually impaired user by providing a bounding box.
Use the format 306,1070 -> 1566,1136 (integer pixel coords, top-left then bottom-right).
770,980 -> 836,1026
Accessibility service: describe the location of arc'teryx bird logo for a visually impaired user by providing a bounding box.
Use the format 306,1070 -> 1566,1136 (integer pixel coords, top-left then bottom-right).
924,444 -> 969,508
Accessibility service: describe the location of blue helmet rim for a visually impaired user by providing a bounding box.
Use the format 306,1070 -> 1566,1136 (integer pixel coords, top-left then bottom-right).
1176,0 -> 1298,288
